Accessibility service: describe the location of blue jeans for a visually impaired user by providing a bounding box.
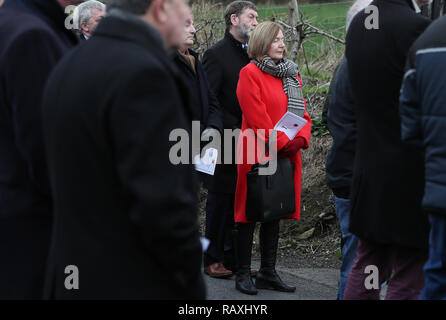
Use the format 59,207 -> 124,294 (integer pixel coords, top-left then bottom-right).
334,196 -> 358,300
420,214 -> 446,300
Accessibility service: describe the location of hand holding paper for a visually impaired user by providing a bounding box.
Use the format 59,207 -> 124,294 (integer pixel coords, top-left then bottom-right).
194,148 -> 218,176
274,111 -> 308,140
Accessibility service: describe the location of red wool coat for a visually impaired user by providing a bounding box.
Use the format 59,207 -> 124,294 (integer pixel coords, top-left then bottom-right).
234,62 -> 312,223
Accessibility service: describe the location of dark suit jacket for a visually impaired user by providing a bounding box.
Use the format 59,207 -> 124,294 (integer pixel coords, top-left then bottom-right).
0,0 -> 77,299
346,0 -> 431,248
41,11 -> 205,299
202,30 -> 251,194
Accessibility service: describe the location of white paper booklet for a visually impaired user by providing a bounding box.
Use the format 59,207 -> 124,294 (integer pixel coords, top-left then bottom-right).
193,148 -> 218,176
273,111 -> 308,140
200,237 -> 210,252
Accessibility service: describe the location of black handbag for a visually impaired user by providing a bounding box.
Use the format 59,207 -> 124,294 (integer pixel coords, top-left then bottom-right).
245,157 -> 296,222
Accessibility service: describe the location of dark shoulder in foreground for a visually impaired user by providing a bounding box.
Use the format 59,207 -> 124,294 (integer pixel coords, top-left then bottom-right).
50,29 -> 168,85
0,7 -> 59,47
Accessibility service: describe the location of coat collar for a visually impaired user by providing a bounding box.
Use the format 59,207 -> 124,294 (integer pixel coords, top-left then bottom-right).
224,29 -> 247,51
98,9 -> 165,51
173,49 -> 199,78
173,48 -> 199,63
94,9 -> 178,76
187,48 -> 199,59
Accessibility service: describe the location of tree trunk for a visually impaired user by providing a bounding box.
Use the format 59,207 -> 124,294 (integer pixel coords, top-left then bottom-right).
288,0 -> 301,61
288,0 -> 299,27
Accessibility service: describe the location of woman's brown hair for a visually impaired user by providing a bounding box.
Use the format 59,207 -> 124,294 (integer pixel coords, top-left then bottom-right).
247,21 -> 286,62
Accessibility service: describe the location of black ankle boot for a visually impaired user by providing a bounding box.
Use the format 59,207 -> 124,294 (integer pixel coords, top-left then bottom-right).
255,269 -> 296,292
256,220 -> 296,293
233,223 -> 257,295
236,269 -> 258,295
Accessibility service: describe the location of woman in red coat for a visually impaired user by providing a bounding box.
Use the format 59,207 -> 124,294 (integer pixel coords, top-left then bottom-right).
234,21 -> 312,295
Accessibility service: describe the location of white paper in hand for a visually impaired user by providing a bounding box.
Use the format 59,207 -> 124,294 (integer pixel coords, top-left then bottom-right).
194,148 -> 218,176
200,237 -> 210,252
274,111 -> 308,140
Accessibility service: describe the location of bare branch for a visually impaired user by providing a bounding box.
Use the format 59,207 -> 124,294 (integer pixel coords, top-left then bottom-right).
303,23 -> 345,44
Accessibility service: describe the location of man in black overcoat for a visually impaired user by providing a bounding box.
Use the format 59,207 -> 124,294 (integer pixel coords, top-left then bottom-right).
41,0 -> 206,299
172,12 -> 223,142
201,0 -> 258,277
343,0 -> 431,299
0,0 -> 80,299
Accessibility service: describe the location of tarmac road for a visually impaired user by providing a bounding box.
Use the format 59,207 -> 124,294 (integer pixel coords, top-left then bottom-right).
204,262 -> 339,300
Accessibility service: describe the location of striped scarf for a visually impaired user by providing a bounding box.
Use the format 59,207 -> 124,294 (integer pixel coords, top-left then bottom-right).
252,56 -> 305,117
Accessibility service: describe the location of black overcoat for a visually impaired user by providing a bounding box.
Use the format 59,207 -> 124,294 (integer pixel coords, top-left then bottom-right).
202,30 -> 250,194
173,49 -> 223,188
345,0 -> 431,249
173,49 -> 223,134
41,12 -> 205,299
0,0 -> 77,299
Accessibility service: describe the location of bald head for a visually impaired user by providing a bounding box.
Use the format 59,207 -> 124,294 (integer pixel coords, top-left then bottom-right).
108,0 -> 191,52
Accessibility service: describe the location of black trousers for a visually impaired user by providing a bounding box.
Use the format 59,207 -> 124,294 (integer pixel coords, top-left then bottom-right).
204,192 -> 235,268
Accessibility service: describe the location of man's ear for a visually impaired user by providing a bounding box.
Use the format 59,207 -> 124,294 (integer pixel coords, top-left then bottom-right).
230,13 -> 239,27
80,22 -> 89,33
150,0 -> 169,24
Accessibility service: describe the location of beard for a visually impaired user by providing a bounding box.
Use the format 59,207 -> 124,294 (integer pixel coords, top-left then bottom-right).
235,22 -> 254,43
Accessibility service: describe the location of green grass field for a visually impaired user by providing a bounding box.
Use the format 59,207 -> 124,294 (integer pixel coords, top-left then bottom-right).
258,2 -> 350,22
193,1 -> 350,86
257,2 -> 351,95
258,2 -> 349,59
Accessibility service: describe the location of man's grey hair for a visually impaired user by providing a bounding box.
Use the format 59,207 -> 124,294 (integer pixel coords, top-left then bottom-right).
106,0 -> 154,15
74,0 -> 106,29
345,0 -> 373,31
224,1 -> 257,30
